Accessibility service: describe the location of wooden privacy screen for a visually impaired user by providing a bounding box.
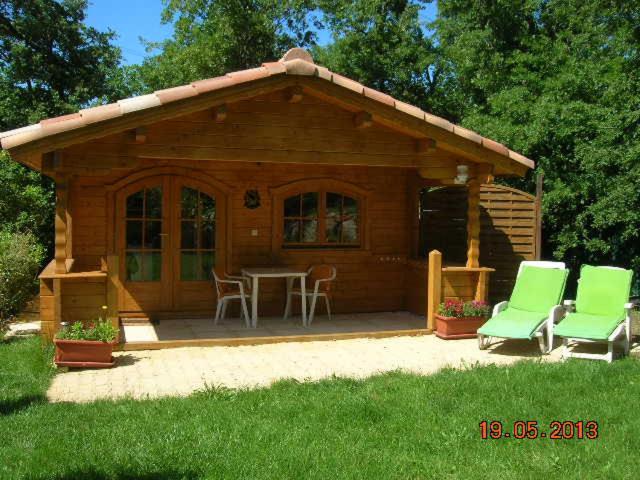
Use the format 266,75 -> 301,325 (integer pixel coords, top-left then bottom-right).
419,184 -> 538,302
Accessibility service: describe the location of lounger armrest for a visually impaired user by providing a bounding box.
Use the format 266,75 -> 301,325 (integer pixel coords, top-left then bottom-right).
563,300 -> 575,312
492,301 -> 508,317
549,304 -> 565,324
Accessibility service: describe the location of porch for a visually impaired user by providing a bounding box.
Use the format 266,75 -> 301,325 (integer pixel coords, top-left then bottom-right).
120,311 -> 426,350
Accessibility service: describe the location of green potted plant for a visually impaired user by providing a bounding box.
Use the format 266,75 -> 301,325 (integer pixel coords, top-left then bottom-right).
435,299 -> 491,339
54,306 -> 119,368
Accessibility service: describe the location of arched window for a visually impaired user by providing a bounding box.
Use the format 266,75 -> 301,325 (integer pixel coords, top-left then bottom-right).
282,190 -> 361,248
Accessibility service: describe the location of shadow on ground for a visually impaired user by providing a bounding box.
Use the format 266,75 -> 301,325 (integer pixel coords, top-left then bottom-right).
26,469 -> 201,480
0,394 -> 47,416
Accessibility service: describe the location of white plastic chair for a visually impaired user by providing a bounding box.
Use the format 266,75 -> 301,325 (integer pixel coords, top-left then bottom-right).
284,265 -> 336,326
212,269 -> 251,327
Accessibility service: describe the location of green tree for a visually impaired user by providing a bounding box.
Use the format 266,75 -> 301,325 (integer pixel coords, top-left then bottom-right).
0,0 -> 124,256
133,0 -> 317,92
313,0 -> 459,118
436,0 -> 640,281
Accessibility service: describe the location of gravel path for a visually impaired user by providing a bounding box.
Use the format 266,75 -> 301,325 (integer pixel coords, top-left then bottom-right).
47,335 -> 566,403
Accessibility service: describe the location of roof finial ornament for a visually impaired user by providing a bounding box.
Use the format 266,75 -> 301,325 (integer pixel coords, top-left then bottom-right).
280,47 -> 314,64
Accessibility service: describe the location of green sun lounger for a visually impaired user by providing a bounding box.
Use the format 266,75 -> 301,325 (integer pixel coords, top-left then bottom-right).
478,262 -> 568,353
554,265 -> 635,362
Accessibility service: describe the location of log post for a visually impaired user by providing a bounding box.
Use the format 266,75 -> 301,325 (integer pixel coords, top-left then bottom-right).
466,181 -> 481,268
427,250 -> 442,330
535,173 -> 544,260
54,174 -> 69,274
106,254 -> 120,342
475,270 -> 489,302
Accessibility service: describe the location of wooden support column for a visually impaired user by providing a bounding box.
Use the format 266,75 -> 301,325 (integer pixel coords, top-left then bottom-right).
535,173 -> 544,260
475,271 -> 489,302
53,278 -> 62,335
106,254 -> 120,342
54,174 -> 69,274
427,250 -> 442,330
466,181 -> 481,268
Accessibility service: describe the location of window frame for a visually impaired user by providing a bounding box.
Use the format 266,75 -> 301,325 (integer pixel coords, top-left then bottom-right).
271,178 -> 370,252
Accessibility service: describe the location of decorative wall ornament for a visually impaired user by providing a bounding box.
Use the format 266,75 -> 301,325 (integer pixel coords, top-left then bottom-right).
244,189 -> 261,209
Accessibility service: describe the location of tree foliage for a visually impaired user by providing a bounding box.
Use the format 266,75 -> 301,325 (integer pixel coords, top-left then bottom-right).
132,0 -> 317,92
435,0 -> 640,278
0,0 -> 124,258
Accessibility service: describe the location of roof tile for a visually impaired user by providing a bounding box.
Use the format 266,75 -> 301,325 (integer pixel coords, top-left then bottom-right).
80,103 -> 122,124
509,150 -> 534,168
40,115 -> 85,136
283,59 -> 317,76
262,62 -> 287,75
118,94 -> 162,114
192,75 -> 235,94
363,87 -> 395,107
424,113 -> 454,132
332,73 -> 364,94
395,101 -> 424,120
155,85 -> 198,104
0,126 -> 43,149
315,66 -> 332,81
228,67 -> 270,83
453,125 -> 482,144
482,138 -> 509,156
40,113 -> 82,126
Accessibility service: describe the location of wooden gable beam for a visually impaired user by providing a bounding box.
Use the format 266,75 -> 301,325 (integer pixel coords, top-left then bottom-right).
415,138 -> 436,154
353,111 -> 373,129
284,85 -> 303,103
212,104 -> 227,122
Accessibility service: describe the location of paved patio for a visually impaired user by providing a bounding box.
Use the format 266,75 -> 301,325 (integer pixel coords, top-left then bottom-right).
121,312 -> 425,343
47,334 -> 570,403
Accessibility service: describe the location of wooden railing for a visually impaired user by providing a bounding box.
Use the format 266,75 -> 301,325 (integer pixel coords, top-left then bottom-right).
425,250 -> 494,330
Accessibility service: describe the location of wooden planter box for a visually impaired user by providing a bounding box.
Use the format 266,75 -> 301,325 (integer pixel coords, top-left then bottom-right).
435,314 -> 487,340
54,339 -> 116,368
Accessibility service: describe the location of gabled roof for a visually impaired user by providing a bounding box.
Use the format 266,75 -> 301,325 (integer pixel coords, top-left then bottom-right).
0,48 -> 533,173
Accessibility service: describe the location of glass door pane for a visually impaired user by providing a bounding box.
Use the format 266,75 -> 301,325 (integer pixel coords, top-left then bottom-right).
125,186 -> 163,282
179,186 -> 216,281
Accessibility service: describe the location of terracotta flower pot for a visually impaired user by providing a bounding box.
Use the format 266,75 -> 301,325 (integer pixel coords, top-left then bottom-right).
435,314 -> 488,340
54,339 -> 116,368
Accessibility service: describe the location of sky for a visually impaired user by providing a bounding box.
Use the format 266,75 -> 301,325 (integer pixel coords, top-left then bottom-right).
86,0 -> 438,66
86,0 -> 173,65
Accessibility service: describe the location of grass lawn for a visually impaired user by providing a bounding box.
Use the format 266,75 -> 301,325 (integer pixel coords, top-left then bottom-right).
1,337 -> 639,479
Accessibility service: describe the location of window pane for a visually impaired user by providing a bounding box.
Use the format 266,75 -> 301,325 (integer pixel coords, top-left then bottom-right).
181,187 -> 198,219
201,252 -> 215,281
302,220 -> 318,242
126,221 -> 143,248
342,217 -> 359,243
326,192 -> 342,216
326,217 -> 341,243
125,252 -> 143,281
181,221 -> 198,249
142,252 -> 162,281
200,193 -> 216,223
343,196 -> 358,216
144,221 -> 162,249
126,191 -> 144,218
181,252 -> 199,281
284,195 -> 300,217
201,222 -> 215,249
302,192 -> 318,217
284,219 -> 300,242
145,187 -> 162,219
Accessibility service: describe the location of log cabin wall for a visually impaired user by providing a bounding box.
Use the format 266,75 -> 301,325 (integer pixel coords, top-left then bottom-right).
40,90 -> 422,332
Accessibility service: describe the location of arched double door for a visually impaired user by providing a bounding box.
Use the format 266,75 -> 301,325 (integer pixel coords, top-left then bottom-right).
116,175 -> 226,315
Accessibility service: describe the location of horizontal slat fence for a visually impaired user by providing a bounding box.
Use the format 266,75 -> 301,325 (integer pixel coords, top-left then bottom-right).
420,184 -> 537,302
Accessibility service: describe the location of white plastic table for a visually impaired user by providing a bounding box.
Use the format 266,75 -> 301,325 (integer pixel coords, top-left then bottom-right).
241,267 -> 308,328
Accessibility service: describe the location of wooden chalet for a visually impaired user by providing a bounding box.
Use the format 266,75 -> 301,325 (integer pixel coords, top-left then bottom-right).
0,48 -> 534,349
